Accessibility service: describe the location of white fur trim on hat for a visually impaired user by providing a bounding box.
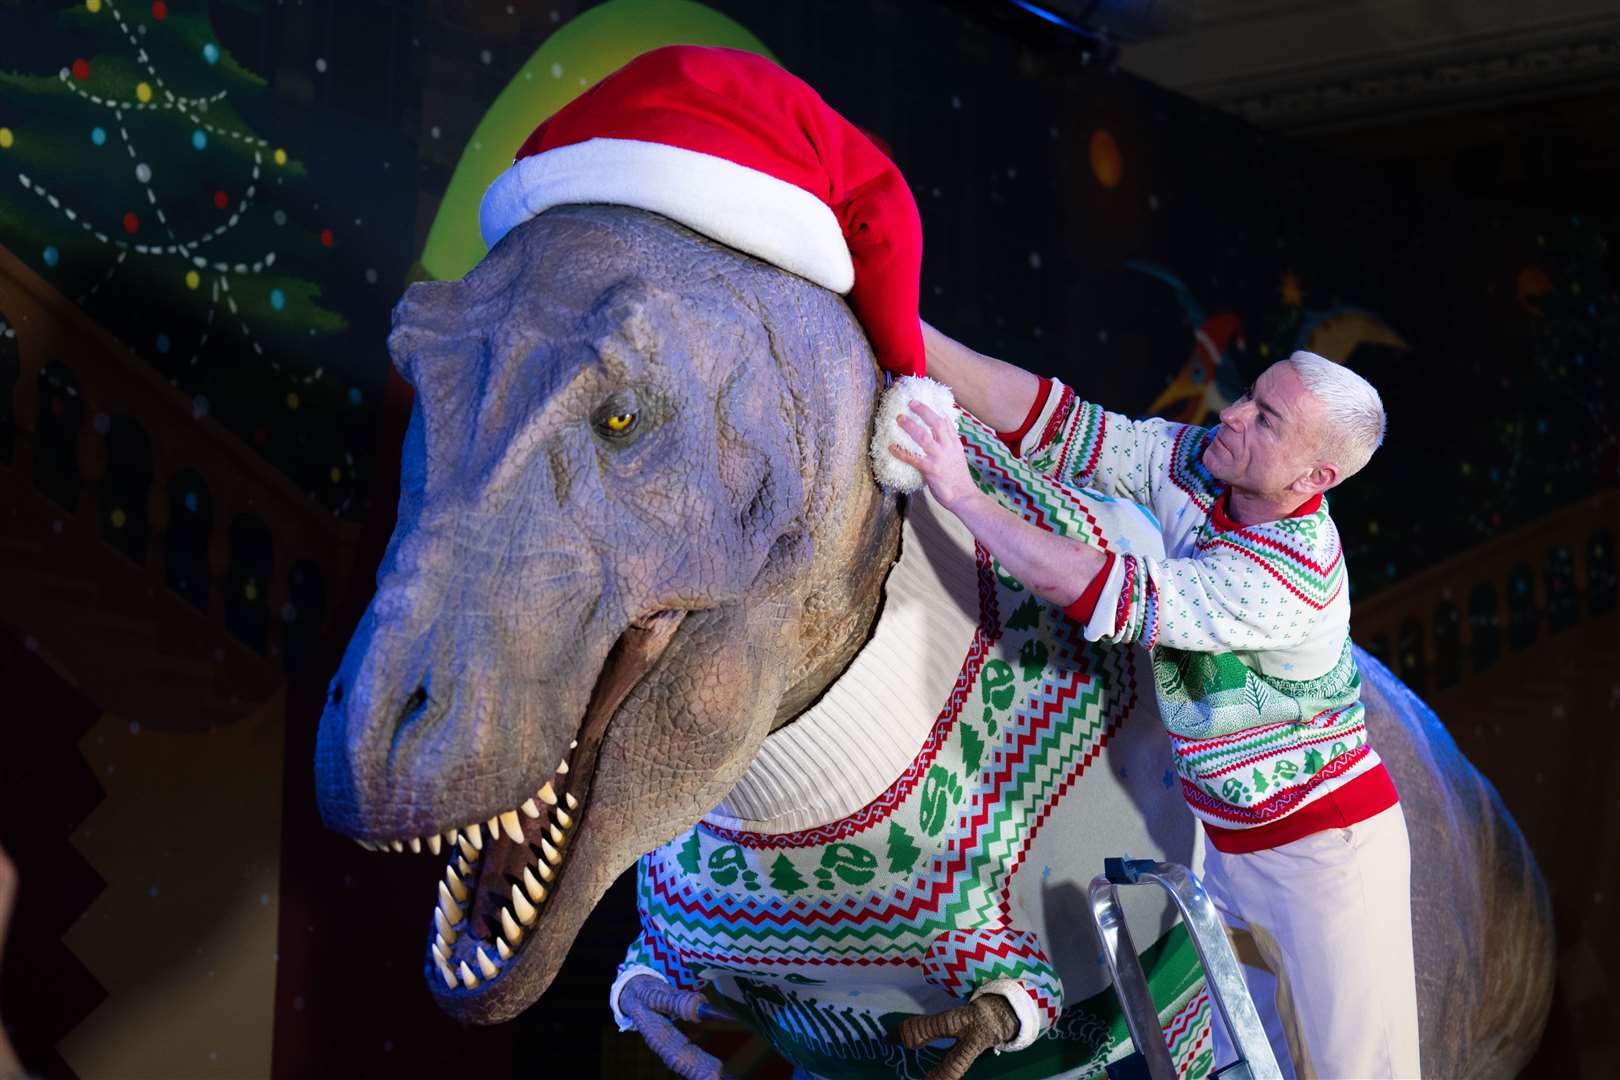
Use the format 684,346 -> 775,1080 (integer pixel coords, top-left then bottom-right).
480,137 -> 855,293
870,375 -> 959,493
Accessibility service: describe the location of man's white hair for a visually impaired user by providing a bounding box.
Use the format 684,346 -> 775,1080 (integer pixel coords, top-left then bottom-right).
1282,350 -> 1386,482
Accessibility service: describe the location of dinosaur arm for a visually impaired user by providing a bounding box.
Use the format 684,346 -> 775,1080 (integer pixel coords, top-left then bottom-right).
919,926 -> 1066,1055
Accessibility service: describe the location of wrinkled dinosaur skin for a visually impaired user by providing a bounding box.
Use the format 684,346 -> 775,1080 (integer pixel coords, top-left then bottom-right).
316,204 -> 1552,1076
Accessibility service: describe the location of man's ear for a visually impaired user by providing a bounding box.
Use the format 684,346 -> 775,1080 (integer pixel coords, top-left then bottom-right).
1293,462 -> 1340,496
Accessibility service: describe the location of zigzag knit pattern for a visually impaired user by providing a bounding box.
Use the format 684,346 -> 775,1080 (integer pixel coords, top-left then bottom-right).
615,410 -> 1208,1079
1014,379 -> 1384,837
922,926 -> 1062,1027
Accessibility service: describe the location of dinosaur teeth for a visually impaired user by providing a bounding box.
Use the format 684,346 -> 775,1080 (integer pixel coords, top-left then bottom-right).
456,855 -> 474,877
457,834 -> 479,862
464,823 -> 484,850
447,828 -> 461,845
570,739 -> 578,749
511,884 -> 538,926
541,837 -> 562,866
438,882 -> 464,924
496,937 -> 513,961
520,798 -> 542,819
549,823 -> 566,846
445,866 -> 469,904
390,839 -> 404,853
431,941 -> 450,967
427,834 -> 442,856
408,836 -> 422,854
436,932 -> 451,956
500,905 -> 524,946
523,866 -> 547,904
499,810 -> 525,844
434,906 -> 458,943
557,758 -> 569,775
476,946 -> 500,979
555,808 -> 573,830
459,961 -> 479,990
438,959 -> 457,989
564,792 -> 579,811
534,858 -> 554,882
537,782 -> 558,806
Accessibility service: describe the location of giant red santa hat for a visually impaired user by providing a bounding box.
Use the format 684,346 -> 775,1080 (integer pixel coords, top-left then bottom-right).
479,45 -> 924,378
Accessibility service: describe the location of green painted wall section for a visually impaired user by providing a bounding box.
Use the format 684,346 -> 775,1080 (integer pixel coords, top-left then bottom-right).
419,0 -> 775,281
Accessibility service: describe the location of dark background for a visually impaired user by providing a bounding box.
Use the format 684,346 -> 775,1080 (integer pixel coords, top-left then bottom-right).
2,0 -> 1616,1077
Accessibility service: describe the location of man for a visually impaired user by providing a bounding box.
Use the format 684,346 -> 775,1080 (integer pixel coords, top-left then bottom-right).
890,322 -> 1420,1079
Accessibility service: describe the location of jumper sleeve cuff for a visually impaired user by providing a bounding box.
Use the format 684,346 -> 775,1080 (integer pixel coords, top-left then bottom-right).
1063,550 -> 1116,625
996,377 -> 1065,459
609,965 -> 669,1032
971,977 -> 1043,1053
1077,550 -> 1135,644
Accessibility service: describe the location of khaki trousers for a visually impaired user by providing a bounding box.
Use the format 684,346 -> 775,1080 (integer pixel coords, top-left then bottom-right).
1204,803 -> 1422,1079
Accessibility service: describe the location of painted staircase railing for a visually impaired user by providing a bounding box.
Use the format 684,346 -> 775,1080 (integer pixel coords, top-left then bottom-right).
0,240 -> 360,730
1349,488 -> 1619,699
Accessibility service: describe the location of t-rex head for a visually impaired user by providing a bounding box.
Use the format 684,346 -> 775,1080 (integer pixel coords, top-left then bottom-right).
314,204 -> 902,1022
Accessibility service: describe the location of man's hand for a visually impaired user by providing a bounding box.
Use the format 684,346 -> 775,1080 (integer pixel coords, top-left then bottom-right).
890,401 -> 979,512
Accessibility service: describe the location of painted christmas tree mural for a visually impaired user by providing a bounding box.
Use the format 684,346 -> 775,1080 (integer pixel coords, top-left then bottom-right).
0,0 -> 363,516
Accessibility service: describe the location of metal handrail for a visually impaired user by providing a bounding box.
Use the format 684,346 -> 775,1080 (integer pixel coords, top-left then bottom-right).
1088,857 -> 1283,1080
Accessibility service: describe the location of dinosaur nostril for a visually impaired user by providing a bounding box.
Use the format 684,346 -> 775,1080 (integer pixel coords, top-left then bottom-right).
398,683 -> 430,725
329,681 -> 344,706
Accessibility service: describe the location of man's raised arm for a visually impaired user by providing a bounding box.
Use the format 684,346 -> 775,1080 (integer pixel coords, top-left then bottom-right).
920,320 -> 1041,433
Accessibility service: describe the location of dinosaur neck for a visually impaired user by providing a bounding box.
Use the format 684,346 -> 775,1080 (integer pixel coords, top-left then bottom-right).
709,495 -> 980,833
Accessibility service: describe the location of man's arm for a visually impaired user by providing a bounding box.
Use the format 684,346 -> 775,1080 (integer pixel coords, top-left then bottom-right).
923,322 -> 1198,509
893,403 -> 1108,610
920,321 -> 1041,433
892,402 -> 1335,654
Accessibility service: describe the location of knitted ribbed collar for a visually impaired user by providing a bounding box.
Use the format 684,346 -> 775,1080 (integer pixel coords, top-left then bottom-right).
704,497 -> 981,834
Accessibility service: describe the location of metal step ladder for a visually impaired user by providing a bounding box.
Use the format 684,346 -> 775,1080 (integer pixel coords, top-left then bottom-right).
1088,857 -> 1284,1080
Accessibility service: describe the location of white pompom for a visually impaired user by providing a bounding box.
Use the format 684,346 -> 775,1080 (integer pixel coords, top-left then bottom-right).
870,375 -> 959,493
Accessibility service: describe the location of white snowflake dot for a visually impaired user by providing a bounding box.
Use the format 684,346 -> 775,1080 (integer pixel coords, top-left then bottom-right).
480,50 -> 492,65
551,62 -> 564,78
135,162 -> 152,183
365,268 -> 378,284
315,58 -> 327,74
1028,252 -> 1042,269
430,125 -> 441,139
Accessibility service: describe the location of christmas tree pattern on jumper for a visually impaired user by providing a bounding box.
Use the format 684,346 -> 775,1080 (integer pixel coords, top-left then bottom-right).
616,411 -> 1212,1079
0,0 -> 362,514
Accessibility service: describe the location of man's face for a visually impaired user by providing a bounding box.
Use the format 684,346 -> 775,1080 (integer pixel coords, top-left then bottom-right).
1201,362 -> 1324,498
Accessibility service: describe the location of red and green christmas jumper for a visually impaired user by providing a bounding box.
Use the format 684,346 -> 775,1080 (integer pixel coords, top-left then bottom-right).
1007,377 -> 1399,854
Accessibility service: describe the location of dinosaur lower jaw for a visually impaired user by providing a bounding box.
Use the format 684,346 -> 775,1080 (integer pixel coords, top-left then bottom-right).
355,610 -> 688,1005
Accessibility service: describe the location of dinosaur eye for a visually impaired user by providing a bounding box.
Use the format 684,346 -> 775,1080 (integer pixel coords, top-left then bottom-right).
602,411 -> 636,434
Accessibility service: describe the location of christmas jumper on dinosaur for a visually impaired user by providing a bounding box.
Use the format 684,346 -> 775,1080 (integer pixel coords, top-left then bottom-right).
610,406 -> 1220,1080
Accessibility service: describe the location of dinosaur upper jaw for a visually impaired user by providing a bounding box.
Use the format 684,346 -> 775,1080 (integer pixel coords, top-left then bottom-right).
348,611 -> 687,1022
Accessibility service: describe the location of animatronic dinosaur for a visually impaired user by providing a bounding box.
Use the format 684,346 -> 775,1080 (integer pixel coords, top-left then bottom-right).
315,48 -> 1552,1080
